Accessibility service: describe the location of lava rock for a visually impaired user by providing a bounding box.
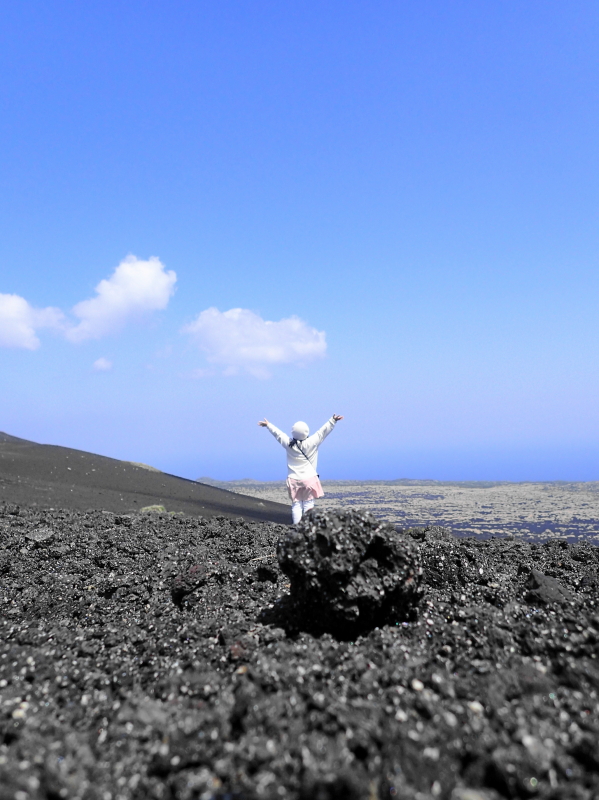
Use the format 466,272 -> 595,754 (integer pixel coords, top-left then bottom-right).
277,508 -> 422,636
526,568 -> 574,605
171,563 -> 209,607
24,527 -> 54,545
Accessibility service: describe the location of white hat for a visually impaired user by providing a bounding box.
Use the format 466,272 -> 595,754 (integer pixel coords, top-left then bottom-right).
291,421 -> 309,441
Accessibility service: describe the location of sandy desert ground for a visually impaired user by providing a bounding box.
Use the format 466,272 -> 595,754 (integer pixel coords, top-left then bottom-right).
202,480 -> 599,543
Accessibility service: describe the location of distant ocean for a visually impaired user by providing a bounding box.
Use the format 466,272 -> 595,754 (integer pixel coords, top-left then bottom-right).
200,478 -> 599,543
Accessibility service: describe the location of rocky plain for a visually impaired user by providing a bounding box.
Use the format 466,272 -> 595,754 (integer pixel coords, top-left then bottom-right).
202,480 -> 599,544
1,501 -> 599,800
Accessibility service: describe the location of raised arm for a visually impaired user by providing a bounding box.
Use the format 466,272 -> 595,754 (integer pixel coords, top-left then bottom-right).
306,414 -> 343,448
258,419 -> 291,448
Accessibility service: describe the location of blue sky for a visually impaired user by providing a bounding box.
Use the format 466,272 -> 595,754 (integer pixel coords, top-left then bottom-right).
1,1 -> 598,481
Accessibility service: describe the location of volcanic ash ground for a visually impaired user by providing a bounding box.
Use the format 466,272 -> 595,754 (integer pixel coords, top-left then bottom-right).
1,504 -> 599,800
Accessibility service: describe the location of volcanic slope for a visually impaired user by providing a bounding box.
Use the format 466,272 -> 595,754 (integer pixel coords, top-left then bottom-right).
0,432 -> 288,523
1,505 -> 598,799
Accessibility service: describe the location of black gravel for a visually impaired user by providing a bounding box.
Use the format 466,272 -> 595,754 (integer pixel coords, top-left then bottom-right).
1,503 -> 598,800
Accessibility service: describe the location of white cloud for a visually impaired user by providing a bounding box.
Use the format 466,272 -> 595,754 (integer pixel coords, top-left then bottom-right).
93,357 -> 113,371
0,293 -> 64,350
66,255 -> 176,342
183,307 -> 327,377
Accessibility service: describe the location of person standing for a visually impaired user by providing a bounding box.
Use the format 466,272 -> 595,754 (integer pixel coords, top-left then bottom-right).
258,414 -> 344,524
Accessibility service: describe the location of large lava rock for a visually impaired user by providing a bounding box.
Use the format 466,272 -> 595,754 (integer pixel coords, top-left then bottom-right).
277,508 -> 422,636
526,568 -> 574,605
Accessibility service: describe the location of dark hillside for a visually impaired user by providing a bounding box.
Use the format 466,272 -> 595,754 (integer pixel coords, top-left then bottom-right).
0,432 -> 289,523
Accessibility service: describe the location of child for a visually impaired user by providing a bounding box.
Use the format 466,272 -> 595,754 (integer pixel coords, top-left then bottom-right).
258,414 -> 344,524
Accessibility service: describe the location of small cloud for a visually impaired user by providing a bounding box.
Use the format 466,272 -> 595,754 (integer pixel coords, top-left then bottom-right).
182,307 -> 326,377
0,293 -> 64,350
93,357 -> 112,371
66,255 -> 176,343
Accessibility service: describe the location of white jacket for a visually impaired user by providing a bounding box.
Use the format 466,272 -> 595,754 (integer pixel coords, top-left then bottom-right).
266,417 -> 337,479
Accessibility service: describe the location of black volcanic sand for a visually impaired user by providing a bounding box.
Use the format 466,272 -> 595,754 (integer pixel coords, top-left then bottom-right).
1,504 -> 599,800
0,432 -> 288,524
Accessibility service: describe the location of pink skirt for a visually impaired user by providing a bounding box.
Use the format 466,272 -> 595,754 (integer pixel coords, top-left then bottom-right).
286,476 -> 324,502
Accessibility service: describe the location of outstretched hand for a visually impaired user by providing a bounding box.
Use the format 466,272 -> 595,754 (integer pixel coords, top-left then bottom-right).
258,419 -> 269,427
333,414 -> 344,421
